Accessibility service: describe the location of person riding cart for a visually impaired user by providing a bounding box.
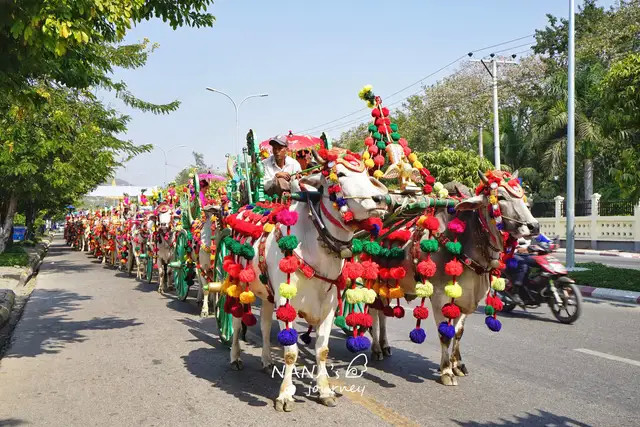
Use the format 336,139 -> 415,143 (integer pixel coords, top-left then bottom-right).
261,134 -> 301,196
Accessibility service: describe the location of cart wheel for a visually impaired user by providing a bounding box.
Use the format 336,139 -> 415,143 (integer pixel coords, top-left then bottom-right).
173,230 -> 191,301
213,231 -> 233,346
146,252 -> 154,283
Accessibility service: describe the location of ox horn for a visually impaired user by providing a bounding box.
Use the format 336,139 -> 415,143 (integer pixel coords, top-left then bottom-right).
478,169 -> 489,184
511,169 -> 519,179
311,149 -> 326,165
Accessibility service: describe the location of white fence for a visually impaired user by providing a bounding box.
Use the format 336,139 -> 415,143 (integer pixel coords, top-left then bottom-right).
536,194 -> 640,252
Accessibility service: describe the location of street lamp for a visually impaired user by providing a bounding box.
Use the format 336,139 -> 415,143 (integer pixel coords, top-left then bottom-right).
205,88 -> 268,155
566,0 -> 576,269
157,144 -> 188,186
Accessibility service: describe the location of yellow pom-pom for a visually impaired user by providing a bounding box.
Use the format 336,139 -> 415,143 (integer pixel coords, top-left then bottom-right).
373,170 -> 384,179
362,152 -> 370,160
489,195 -> 498,205
365,159 -> 375,169
408,153 -> 417,163
221,277 -> 232,292
415,281 -> 434,298
226,284 -> 242,298
444,282 -> 463,299
438,188 -> 449,198
378,285 -> 389,298
280,283 -> 297,299
523,195 -> 528,203
363,84 -> 373,92
417,215 -> 427,226
364,288 -> 377,304
434,182 -> 444,192
240,290 -> 256,304
346,288 -> 365,304
329,172 -> 338,181
367,101 -> 375,109
263,223 -> 275,233
491,277 -> 506,291
388,286 -> 404,299
413,161 -> 423,169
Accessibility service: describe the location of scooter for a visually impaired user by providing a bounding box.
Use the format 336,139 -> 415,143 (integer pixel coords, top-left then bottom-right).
500,238 -> 582,324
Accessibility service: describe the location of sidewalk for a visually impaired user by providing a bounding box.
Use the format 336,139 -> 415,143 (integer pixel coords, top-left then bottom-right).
577,285 -> 640,305
557,248 -> 640,259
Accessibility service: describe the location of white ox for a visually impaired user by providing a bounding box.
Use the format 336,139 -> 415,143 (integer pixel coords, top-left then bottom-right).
155,208 -> 175,294
369,171 -> 539,386
230,151 -> 387,412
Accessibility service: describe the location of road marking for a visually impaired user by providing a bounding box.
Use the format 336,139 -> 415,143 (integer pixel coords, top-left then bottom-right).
574,348 -> 640,367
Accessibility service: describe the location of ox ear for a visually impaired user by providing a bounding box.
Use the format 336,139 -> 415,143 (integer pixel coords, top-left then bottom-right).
455,195 -> 486,212
299,173 -> 323,191
369,176 -> 389,194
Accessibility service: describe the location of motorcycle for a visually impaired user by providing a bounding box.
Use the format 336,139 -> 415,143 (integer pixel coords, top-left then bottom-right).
500,238 -> 582,324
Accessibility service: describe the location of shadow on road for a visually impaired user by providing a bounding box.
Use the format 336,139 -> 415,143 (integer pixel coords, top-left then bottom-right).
0,418 -> 27,426
452,409 -> 591,426
4,289 -> 142,359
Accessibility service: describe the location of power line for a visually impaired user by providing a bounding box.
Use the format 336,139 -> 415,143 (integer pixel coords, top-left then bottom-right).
491,41 -> 534,55
295,33 -> 536,135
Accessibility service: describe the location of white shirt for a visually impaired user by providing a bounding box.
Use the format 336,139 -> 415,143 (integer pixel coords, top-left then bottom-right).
262,155 -> 301,191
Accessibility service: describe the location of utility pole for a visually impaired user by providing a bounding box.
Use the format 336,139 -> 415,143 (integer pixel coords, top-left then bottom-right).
478,125 -> 484,158
566,0 -> 576,269
469,54 -> 516,170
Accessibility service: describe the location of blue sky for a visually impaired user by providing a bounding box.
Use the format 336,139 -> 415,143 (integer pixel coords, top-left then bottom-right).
110,0 -> 616,186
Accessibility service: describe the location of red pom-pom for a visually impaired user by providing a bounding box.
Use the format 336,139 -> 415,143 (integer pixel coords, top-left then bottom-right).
383,306 -> 394,317
489,295 -> 504,311
378,268 -> 390,280
393,305 -> 405,318
441,303 -> 461,319
444,260 -> 463,277
224,296 -> 234,313
374,118 -> 384,126
227,263 -> 242,278
381,107 -> 390,117
373,154 -> 385,166
368,145 -> 379,155
343,261 -> 364,280
346,312 -> 361,327
417,259 -> 437,277
242,312 -> 257,326
239,266 -> 256,283
360,217 -> 383,232
390,267 -> 406,280
413,306 -> 429,320
343,211 -> 354,222
279,255 -> 300,274
388,229 -> 411,243
360,261 -> 379,279
371,109 -> 381,118
276,304 -> 297,322
423,185 -> 433,194
360,313 -> 373,328
398,138 -> 408,147
426,175 -> 436,185
403,147 -> 412,157
364,137 -> 374,146
425,216 -> 440,232
378,125 -> 388,135
231,303 -> 244,318
317,148 -> 328,160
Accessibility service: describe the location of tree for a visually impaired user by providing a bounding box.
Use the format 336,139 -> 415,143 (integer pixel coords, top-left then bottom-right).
173,152 -> 221,186
418,150 -> 494,189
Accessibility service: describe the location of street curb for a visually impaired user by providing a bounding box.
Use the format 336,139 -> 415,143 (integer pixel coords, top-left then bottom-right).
18,238 -> 51,287
578,285 -> 640,305
0,289 -> 16,328
557,248 -> 640,259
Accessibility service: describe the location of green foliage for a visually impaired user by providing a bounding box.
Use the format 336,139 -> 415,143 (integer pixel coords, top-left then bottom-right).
418,150 -> 494,188
570,262 -> 640,292
0,244 -> 29,267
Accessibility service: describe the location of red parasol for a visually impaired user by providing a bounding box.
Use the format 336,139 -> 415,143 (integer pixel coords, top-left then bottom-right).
259,131 -> 325,154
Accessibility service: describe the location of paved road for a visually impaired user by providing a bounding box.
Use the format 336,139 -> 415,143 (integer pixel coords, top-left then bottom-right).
1,240 -> 639,426
554,253 -> 640,270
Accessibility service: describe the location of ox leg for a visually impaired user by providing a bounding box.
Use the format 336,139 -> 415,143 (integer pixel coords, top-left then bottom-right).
260,300 -> 275,371
451,314 -> 469,377
370,308 -> 383,361
200,284 -> 210,318
157,262 -> 166,294
379,310 -> 391,357
439,332 -> 458,386
275,342 -> 298,412
315,309 -> 337,407
230,315 -> 244,371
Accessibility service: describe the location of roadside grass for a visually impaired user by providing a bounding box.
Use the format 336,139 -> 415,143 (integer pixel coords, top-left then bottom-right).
570,262 -> 640,292
0,245 -> 29,267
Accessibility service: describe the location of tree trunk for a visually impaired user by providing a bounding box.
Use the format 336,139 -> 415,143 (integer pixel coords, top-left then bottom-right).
584,158 -> 594,201
0,194 -> 18,254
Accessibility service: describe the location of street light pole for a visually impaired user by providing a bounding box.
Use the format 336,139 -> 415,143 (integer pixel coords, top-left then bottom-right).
205,88 -> 268,155
478,124 -> 484,158
566,0 -> 576,269
157,144 -> 187,187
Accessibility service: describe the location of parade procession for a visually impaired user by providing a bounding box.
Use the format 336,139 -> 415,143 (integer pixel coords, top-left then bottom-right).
1,1 -> 639,426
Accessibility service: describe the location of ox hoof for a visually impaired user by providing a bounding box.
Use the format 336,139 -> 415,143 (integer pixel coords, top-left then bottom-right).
320,397 -> 337,407
230,360 -> 244,371
275,399 -> 295,412
262,363 -> 274,374
459,363 -> 469,375
440,374 -> 458,386
452,366 -> 466,377
382,347 -> 392,357
371,350 -> 384,361
200,310 -> 210,318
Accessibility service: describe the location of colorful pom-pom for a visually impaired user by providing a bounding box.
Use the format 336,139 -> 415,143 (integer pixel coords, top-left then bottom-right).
484,305 -> 495,316
425,216 -> 440,232
238,266 -> 256,283
343,261 -> 364,280
364,289 -> 377,304
345,288 -> 365,304
438,322 -> 456,339
485,316 -> 502,332
420,238 -> 439,253
415,281 -> 434,298
279,283 -> 298,299
263,223 -> 275,233
390,266 -> 406,280
373,170 -> 384,179
334,315 -> 347,329
393,305 -> 405,318
491,277 -> 506,291
226,284 -> 242,298
363,241 -> 382,256
276,304 -> 297,322
346,335 -> 371,352
345,312 -> 361,327
413,305 -> 429,320
278,235 -> 299,252
242,312 -> 257,326
239,290 -> 256,305
278,329 -> 298,346
276,210 -> 299,226
360,260 -> 379,279
441,302 -> 461,319
448,217 -> 466,234
444,260 -> 464,277
388,286 -> 404,299
279,255 -> 300,274
444,282 -> 463,299
417,259 -> 437,278
445,241 -> 462,255
231,303 -> 244,318
409,328 -> 426,344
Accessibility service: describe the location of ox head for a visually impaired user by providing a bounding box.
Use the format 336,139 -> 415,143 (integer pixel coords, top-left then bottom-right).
456,170 -> 538,238
156,203 -> 173,233
301,149 -> 388,223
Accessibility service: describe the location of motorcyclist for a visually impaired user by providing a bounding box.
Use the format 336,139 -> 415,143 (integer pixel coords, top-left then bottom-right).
512,233 -> 551,303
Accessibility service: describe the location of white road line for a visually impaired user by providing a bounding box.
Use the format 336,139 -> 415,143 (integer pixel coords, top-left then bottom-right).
574,348 -> 640,367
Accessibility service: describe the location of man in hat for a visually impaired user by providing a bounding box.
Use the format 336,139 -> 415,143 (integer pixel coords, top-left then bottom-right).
262,135 -> 301,196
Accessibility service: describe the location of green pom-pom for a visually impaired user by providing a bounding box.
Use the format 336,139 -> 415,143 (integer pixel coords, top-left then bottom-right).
259,273 -> 268,284
368,124 -> 377,133
380,247 -> 390,258
445,241 -> 462,255
223,236 -> 235,248
334,315 -> 347,330
242,244 -> 255,260
390,247 -> 405,259
373,132 -> 382,140
351,238 -> 364,254
230,240 -> 242,254
420,238 -> 439,253
391,132 -> 401,141
484,305 -> 495,316
278,235 -> 299,252
376,140 -> 387,149
390,123 -> 399,132
363,241 -> 382,256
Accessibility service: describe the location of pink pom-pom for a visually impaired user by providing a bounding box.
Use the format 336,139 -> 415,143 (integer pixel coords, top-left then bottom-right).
239,266 -> 256,283
364,137 -> 374,146
444,260 -> 463,277
276,210 -> 298,226
368,145 -> 379,155
417,259 -> 437,277
403,147 -> 412,157
448,217 -> 466,234
398,138 -> 408,147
